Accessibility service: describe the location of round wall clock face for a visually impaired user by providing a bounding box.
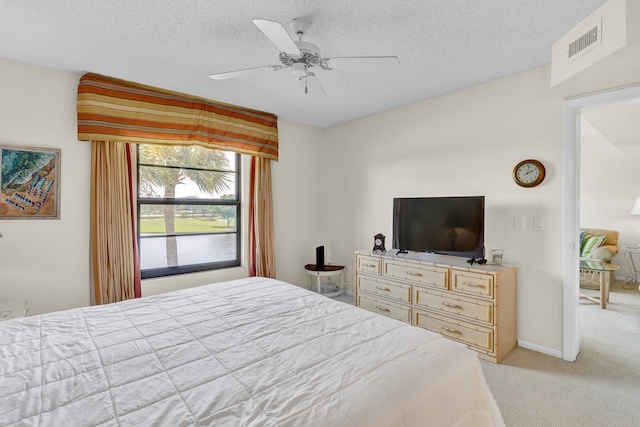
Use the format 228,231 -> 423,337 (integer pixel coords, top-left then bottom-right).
513,159 -> 546,187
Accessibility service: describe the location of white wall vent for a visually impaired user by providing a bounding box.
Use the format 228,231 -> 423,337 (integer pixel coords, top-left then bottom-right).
551,0 -> 629,87
567,23 -> 601,60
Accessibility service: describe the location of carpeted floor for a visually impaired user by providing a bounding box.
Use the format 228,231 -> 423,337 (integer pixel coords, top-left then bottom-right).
480,282 -> 640,427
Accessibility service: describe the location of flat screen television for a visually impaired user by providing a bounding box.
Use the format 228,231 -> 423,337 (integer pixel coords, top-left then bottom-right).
393,196 -> 485,259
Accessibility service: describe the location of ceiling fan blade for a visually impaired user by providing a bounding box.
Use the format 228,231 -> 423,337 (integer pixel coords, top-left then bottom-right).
209,65 -> 281,80
323,56 -> 400,71
298,72 -> 327,99
253,19 -> 301,56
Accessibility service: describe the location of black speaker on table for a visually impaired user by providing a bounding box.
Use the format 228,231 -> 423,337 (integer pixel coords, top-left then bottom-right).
316,246 -> 325,269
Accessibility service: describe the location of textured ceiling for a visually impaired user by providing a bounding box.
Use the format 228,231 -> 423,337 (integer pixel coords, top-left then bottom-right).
0,0 -> 608,128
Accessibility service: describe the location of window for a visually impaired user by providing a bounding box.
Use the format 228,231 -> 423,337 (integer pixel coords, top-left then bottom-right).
137,145 -> 241,279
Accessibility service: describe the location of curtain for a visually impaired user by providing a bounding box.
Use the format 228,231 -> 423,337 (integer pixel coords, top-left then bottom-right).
91,140 -> 141,304
77,73 -> 279,160
80,74 -> 278,293
249,156 -> 276,278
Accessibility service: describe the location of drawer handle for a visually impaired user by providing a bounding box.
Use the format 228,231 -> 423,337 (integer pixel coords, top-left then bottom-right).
442,326 -> 459,333
375,286 -> 391,292
407,271 -> 423,277
375,306 -> 390,313
363,263 -> 377,268
462,281 -> 480,287
441,302 -> 460,308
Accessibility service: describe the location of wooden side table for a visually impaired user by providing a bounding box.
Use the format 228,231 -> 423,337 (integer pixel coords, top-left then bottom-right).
620,246 -> 640,290
0,301 -> 28,321
304,264 -> 345,297
579,261 -> 619,309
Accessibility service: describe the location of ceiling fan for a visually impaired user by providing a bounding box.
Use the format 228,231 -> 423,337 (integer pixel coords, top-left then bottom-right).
209,18 -> 399,98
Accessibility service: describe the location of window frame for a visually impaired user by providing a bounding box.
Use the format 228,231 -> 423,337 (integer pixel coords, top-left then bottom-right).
136,146 -> 241,279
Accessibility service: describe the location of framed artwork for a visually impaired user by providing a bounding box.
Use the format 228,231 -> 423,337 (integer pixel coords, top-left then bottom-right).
0,145 -> 61,219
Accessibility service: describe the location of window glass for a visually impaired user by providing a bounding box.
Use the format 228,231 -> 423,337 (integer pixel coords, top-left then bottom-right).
137,145 -> 240,278
138,167 -> 236,199
140,234 -> 238,270
139,204 -> 237,234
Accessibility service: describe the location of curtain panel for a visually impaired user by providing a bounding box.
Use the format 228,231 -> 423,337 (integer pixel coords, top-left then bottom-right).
77,73 -> 279,160
91,141 -> 141,304
249,156 -> 276,278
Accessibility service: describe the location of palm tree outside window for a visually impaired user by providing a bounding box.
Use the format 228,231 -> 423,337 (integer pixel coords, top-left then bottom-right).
137,145 -> 241,278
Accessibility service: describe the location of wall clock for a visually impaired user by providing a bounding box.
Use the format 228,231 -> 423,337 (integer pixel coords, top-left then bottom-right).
373,233 -> 386,252
513,159 -> 546,188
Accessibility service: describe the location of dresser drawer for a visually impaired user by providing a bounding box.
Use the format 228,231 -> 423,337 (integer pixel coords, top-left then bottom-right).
357,294 -> 411,324
414,286 -> 493,325
414,309 -> 494,353
357,275 -> 411,303
383,260 -> 448,289
356,254 -> 382,275
451,270 -> 494,299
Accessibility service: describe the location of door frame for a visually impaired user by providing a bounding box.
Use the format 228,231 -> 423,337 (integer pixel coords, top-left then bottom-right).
562,84 -> 640,361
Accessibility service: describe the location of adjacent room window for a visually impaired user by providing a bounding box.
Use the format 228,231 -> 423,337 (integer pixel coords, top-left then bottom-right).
137,145 -> 241,279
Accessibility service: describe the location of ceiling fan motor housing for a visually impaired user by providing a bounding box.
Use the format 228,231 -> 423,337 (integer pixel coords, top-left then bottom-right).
279,40 -> 321,69
290,18 -> 311,36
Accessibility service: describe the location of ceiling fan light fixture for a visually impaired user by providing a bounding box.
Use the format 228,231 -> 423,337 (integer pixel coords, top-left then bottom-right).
292,62 -> 308,78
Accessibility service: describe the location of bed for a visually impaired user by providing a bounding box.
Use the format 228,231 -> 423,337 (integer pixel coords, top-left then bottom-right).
0,277 -> 504,426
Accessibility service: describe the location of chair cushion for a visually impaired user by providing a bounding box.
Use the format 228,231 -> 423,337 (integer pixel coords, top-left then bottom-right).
581,234 -> 606,257
589,246 -> 614,262
581,228 -> 618,248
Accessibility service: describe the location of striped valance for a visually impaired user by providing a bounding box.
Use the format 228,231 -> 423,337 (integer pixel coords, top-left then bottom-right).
77,73 -> 278,160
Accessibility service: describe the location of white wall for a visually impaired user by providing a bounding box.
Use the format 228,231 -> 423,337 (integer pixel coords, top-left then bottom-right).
2,55 -> 636,356
271,120 -> 325,288
322,67 -> 566,353
0,57 -> 327,310
0,59 -> 90,315
580,120 -> 640,279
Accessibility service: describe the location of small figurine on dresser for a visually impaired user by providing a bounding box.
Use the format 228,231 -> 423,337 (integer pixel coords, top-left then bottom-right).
373,233 -> 386,252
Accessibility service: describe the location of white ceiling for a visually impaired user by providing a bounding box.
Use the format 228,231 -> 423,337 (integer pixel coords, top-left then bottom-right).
582,102 -> 640,149
0,0 -> 608,128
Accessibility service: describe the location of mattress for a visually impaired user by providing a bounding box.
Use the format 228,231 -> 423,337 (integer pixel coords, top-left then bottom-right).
0,277 -> 504,426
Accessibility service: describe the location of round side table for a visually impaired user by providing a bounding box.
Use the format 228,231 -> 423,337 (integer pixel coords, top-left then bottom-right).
304,264 -> 345,298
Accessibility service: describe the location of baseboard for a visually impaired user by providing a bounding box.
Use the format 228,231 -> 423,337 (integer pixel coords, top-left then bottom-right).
517,339 -> 563,359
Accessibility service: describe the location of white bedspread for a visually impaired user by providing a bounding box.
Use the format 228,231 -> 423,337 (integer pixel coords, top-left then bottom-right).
0,277 -> 504,426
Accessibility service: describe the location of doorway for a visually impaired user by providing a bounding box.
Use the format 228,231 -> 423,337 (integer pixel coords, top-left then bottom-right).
562,84 -> 640,361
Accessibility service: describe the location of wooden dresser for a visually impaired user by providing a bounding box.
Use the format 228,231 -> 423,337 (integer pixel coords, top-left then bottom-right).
355,250 -> 517,363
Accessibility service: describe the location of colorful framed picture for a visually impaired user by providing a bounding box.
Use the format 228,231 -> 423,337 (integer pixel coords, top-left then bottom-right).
1,145 -> 61,219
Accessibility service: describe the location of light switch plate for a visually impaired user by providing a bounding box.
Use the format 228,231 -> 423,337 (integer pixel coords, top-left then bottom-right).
534,216 -> 545,231
514,216 -> 525,230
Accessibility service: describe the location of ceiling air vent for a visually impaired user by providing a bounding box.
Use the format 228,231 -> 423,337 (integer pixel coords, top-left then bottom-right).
567,20 -> 602,61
